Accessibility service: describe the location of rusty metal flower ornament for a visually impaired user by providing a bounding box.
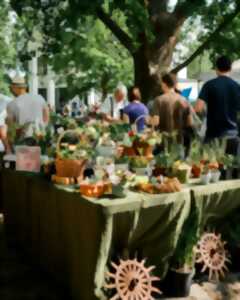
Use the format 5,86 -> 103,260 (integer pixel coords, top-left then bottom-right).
195,232 -> 230,281
105,259 -> 161,300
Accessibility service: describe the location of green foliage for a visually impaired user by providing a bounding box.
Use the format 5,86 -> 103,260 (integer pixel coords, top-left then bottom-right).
0,1 -> 18,94
52,17 -> 133,95
50,113 -> 78,130
172,202 -> 200,270
10,0 -> 240,99
130,156 -> 149,168
109,123 -> 131,142
115,156 -> 129,164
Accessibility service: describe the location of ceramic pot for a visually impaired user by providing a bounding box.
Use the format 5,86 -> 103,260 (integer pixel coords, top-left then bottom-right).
133,167 -> 147,176
115,163 -> 129,172
200,173 -> 211,185
211,170 -> 221,183
96,145 -> 116,157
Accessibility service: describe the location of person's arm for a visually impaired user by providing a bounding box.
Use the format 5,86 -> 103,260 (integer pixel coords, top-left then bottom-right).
43,105 -> 49,124
123,113 -> 130,124
195,82 -> 208,113
6,103 -> 16,126
149,99 -> 160,127
0,125 -> 11,153
195,99 -> 205,114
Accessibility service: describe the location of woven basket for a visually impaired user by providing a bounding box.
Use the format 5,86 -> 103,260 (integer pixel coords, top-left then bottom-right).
55,129 -> 87,179
80,182 -> 112,198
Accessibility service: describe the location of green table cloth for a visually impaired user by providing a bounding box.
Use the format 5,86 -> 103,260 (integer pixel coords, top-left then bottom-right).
1,170 -> 190,300
2,170 -> 240,300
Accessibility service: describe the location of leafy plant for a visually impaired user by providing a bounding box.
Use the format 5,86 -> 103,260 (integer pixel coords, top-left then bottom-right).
172,203 -> 200,272
130,156 -> 149,168
115,156 -> 129,164
109,123 -> 131,142
59,146 -> 94,160
50,113 -> 78,130
188,139 -> 202,165
155,152 -> 173,169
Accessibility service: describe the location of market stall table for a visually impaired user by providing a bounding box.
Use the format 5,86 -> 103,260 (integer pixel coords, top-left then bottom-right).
2,170 -> 240,300
1,170 -> 191,300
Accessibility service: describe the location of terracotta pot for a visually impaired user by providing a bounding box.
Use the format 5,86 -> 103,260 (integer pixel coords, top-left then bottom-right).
133,141 -> 153,157
122,146 -> 136,157
191,164 -> 202,178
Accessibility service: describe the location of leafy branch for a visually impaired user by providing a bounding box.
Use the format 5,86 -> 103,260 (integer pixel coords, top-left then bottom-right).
172,4 -> 240,73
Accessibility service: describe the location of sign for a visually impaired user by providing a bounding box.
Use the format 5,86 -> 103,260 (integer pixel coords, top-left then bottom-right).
16,146 -> 41,173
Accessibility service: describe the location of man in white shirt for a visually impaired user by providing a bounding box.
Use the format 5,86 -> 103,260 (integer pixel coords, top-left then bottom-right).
101,83 -> 128,122
7,76 -> 49,126
6,77 -> 49,152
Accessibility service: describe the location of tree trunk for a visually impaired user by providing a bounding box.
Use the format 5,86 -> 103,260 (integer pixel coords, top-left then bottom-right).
133,38 -> 176,102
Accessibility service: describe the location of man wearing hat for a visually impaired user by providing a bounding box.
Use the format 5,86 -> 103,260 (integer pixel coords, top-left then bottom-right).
7,76 -> 49,128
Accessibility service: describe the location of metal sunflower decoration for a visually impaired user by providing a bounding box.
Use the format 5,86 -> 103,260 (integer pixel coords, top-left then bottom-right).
105,259 -> 161,300
195,232 -> 231,281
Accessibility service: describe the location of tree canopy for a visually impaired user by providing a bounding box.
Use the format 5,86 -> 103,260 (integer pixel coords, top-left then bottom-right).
10,0 -> 240,99
0,1 -> 18,94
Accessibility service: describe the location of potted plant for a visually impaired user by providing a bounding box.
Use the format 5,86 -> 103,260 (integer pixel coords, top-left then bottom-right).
162,208 -> 199,298
172,161 -> 191,184
96,133 -> 116,157
115,156 -> 129,172
109,123 -> 131,142
188,140 -> 203,178
55,129 -> 94,179
132,130 -> 161,157
218,154 -> 234,180
121,132 -> 136,156
153,152 -> 173,176
130,156 -> 149,175
200,165 -> 211,185
208,159 -> 221,183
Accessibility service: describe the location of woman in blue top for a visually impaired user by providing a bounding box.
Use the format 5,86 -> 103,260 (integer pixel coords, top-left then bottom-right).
122,87 -> 149,132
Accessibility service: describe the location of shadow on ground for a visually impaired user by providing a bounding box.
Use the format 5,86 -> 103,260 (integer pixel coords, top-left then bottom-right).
0,215 -> 70,300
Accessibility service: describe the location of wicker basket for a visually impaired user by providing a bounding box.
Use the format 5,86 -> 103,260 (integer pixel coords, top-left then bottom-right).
55,129 -> 87,179
80,182 -> 112,198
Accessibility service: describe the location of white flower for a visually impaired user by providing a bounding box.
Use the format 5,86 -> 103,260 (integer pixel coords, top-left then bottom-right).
57,127 -> 64,135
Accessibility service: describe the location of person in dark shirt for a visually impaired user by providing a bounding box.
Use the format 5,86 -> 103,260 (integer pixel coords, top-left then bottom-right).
195,56 -> 240,147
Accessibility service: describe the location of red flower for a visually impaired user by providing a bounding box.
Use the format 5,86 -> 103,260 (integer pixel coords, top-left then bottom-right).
128,130 -> 135,137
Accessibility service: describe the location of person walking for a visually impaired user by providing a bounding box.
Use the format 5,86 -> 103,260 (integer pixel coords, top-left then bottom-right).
122,86 -> 149,132
151,73 -> 192,134
7,76 -> 49,127
6,76 -> 49,151
195,56 -> 240,154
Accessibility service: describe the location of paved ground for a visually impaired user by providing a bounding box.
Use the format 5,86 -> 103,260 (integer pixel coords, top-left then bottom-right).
1,213 -> 240,300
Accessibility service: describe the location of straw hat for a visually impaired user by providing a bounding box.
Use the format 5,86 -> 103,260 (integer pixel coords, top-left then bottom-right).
11,76 -> 27,87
